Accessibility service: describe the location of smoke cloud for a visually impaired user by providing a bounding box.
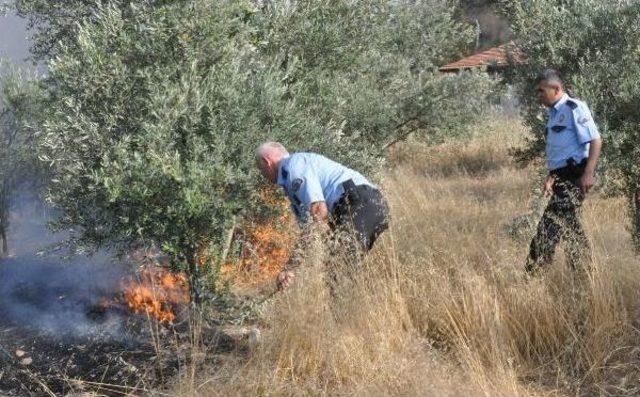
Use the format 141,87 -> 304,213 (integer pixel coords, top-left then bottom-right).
0,200 -> 130,337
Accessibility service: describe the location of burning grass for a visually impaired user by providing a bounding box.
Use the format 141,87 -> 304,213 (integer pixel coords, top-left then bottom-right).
0,256 -> 171,396
220,218 -> 294,291
3,114 -> 639,396
0,191 -> 296,395
219,192 -> 296,292
122,267 -> 190,324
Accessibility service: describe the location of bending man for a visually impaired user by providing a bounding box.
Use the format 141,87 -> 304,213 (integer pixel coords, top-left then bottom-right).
256,142 -> 389,289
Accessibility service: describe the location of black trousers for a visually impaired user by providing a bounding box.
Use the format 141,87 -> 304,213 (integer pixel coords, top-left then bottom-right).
331,180 -> 390,253
526,161 -> 591,272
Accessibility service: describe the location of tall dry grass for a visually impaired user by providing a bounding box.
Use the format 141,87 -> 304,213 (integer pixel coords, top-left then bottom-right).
171,115 -> 640,397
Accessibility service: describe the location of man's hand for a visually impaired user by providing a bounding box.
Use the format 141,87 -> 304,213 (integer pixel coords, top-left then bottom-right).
277,270 -> 295,291
581,138 -> 602,195
309,201 -> 330,225
276,203 -> 329,293
543,175 -> 555,197
580,172 -> 596,194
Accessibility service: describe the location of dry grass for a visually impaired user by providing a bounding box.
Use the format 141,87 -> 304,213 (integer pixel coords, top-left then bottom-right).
169,114 -> 640,397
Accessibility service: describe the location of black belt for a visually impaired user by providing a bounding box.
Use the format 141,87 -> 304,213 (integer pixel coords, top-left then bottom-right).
550,158 -> 587,180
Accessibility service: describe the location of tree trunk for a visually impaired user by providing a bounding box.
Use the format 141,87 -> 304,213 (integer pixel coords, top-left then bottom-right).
0,226 -> 6,258
0,191 -> 6,257
219,219 -> 237,269
188,256 -> 202,307
0,206 -> 7,257
634,189 -> 640,253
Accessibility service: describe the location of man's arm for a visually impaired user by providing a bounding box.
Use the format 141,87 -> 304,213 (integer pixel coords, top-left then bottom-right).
580,138 -> 602,193
309,201 -> 329,224
571,103 -> 602,194
285,201 -> 330,268
277,201 -> 330,290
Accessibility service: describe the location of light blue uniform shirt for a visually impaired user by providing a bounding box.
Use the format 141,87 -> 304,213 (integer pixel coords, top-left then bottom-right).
277,153 -> 373,223
545,93 -> 600,171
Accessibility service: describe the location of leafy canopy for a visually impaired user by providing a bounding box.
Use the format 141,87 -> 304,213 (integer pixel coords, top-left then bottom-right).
25,0 -> 494,270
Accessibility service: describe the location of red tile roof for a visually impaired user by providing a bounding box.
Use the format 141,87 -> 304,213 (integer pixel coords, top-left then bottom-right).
439,43 -> 525,72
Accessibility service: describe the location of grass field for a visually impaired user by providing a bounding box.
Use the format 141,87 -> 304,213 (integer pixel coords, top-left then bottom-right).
170,115 -> 640,397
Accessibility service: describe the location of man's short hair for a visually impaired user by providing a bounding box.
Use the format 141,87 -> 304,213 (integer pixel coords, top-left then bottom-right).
535,68 -> 563,87
256,141 -> 288,160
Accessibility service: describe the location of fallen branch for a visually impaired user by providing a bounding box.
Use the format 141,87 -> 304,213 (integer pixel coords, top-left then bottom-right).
219,217 -> 237,267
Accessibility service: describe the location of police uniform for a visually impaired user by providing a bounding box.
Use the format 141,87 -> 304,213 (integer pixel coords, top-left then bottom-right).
526,94 -> 601,272
277,153 -> 389,252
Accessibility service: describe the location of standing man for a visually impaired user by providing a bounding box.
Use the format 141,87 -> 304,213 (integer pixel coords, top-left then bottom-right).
256,142 -> 389,289
526,69 -> 603,273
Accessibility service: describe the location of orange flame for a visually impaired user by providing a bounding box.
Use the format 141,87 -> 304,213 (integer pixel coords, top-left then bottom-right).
122,267 -> 190,323
120,190 -> 294,320
220,191 -> 296,288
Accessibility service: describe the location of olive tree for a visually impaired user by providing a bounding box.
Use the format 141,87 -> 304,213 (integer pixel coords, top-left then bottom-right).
20,0 -> 494,300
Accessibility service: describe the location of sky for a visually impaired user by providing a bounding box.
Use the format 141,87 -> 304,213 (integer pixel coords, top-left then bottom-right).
0,12 -> 30,64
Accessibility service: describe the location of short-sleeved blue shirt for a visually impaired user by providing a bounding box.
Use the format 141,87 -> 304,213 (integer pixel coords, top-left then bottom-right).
277,153 -> 373,223
545,93 -> 600,170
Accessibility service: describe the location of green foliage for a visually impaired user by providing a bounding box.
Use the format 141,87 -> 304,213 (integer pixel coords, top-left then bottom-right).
0,63 -> 41,255
502,0 -> 640,244
9,0 -> 130,61
16,0 -> 495,296
39,1 -> 270,266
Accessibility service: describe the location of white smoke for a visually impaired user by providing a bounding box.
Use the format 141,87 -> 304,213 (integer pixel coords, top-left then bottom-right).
0,200 -> 130,337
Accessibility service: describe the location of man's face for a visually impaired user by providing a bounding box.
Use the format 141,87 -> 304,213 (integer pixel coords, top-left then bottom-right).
257,157 -> 277,184
536,81 -> 561,107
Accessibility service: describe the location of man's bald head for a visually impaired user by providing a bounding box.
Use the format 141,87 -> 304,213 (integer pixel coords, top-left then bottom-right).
256,141 -> 288,160
256,141 -> 289,183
